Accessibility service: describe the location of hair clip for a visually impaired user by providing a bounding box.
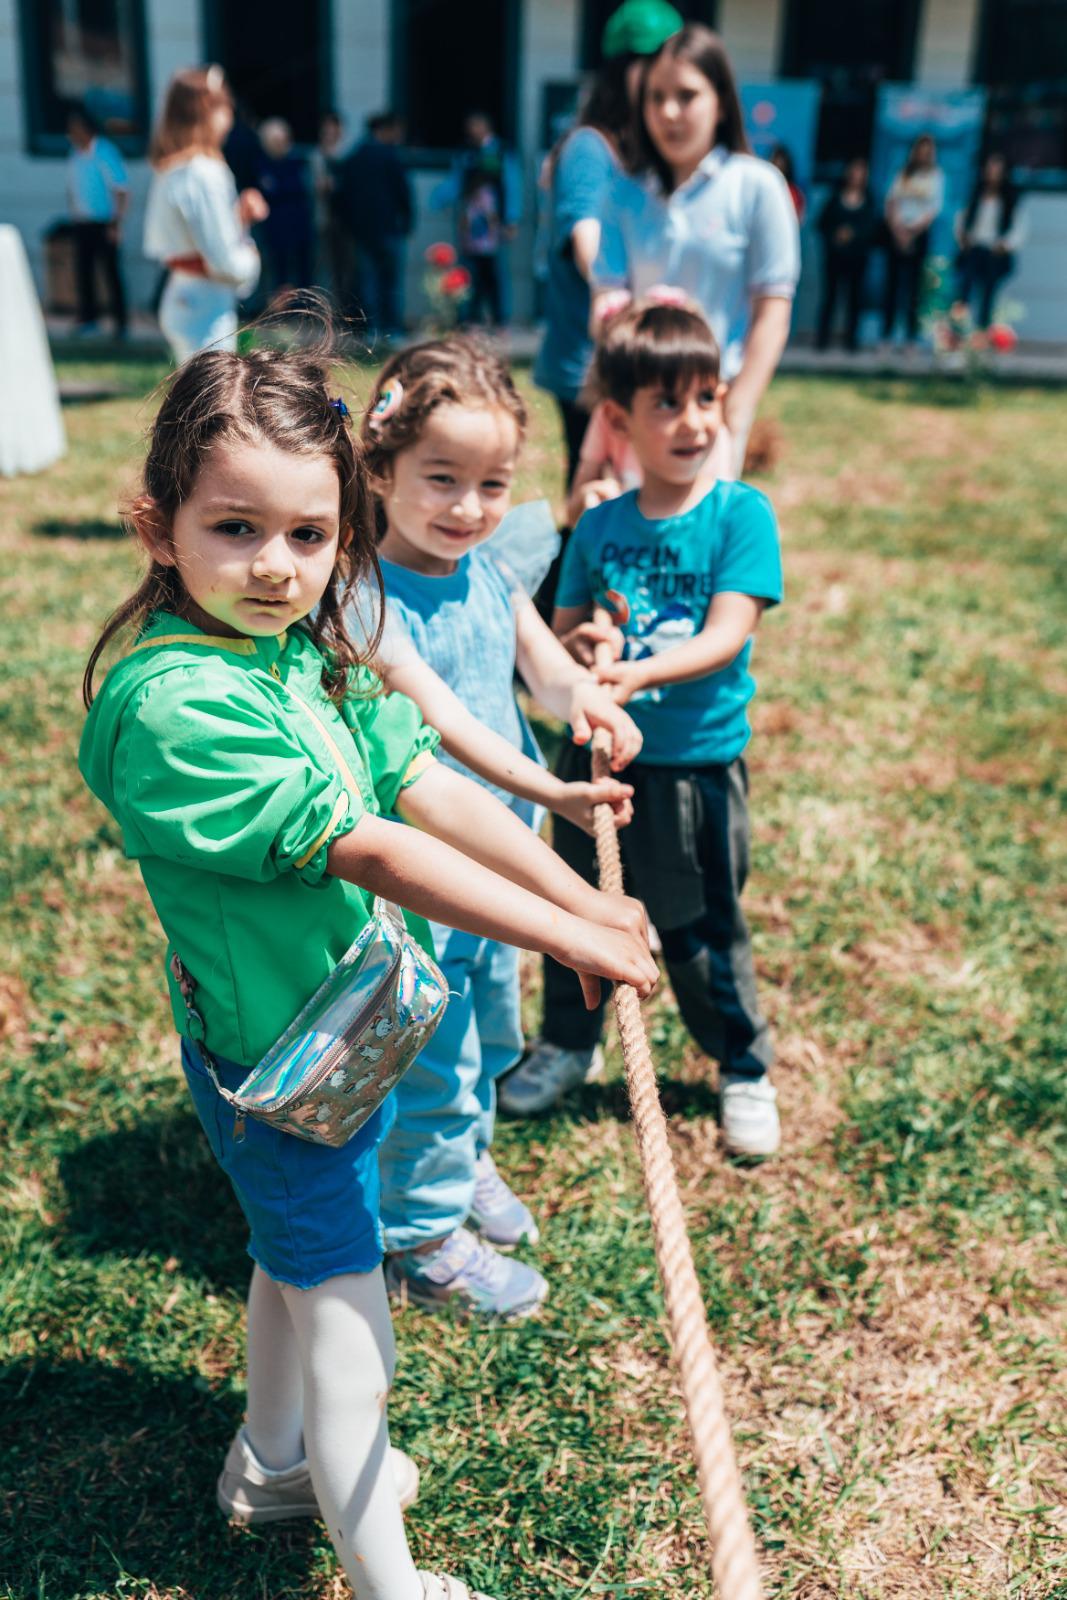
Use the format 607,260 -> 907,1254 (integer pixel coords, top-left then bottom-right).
646,284 -> 691,310
594,289 -> 633,327
329,395 -> 349,418
367,381 -> 404,430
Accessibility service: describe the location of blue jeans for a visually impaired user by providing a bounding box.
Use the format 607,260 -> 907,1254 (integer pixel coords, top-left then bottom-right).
378,924 -> 523,1250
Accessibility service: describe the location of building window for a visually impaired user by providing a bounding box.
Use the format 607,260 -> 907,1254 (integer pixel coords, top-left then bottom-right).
393,0 -> 520,152
18,0 -> 148,155
781,0 -> 920,173
202,0 -> 331,146
581,0 -> 717,71
975,0 -> 1067,186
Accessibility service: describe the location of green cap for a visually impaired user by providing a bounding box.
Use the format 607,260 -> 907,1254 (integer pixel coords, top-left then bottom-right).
601,0 -> 684,59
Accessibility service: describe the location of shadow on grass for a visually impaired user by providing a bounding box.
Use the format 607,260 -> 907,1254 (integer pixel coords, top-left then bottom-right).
548,1073 -> 720,1126
34,516 -> 125,539
0,1357 -> 322,1597
58,1112 -> 250,1292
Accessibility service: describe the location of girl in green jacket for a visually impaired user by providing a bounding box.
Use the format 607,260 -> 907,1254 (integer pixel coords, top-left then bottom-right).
79,343 -> 656,1600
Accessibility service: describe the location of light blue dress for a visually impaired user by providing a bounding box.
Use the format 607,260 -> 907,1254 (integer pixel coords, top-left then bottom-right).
373,549 -> 540,1250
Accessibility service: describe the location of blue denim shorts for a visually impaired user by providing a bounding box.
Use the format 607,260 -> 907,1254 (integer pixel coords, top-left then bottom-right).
181,1037 -> 393,1289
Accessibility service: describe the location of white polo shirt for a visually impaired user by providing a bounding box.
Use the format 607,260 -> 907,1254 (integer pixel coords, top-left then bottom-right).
594,145 -> 800,380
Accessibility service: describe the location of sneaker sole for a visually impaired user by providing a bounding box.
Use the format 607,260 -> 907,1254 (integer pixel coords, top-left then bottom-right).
217,1454 -> 420,1524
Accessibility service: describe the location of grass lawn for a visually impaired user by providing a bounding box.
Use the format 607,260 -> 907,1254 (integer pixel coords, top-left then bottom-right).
1,354 -> 1064,1600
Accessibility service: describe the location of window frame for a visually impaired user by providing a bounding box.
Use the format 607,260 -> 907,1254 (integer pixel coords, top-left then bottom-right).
971,0 -> 1067,190
779,0 -> 921,179
390,0 -> 522,165
17,0 -> 151,158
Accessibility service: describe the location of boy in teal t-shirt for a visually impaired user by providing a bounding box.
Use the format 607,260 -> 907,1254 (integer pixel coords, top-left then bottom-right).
501,296 -> 783,1158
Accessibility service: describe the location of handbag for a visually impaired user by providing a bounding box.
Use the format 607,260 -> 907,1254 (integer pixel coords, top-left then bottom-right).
173,898 -> 448,1148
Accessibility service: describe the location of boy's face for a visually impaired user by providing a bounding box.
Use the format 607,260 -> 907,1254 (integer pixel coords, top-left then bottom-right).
606,374 -> 726,487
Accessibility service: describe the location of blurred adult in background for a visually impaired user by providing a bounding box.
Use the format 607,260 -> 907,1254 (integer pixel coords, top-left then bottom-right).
338,112 -> 413,342
65,102 -> 129,337
955,152 -> 1024,329
594,23 -> 800,474
770,142 -> 805,223
882,133 -> 944,347
534,0 -> 683,482
310,110 -> 350,297
454,112 -> 522,326
143,66 -> 265,363
256,118 -> 314,294
816,157 -> 878,351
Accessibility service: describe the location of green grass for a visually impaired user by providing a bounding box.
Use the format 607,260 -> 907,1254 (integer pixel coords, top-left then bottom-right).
1,357 -> 1064,1599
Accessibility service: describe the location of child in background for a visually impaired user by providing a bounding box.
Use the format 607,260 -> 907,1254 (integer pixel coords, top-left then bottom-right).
502,298 -> 783,1160
78,342 -> 656,1600
359,336 -> 645,1316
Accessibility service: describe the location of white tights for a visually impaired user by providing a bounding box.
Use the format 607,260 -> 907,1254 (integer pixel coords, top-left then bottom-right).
244,1263 -> 423,1600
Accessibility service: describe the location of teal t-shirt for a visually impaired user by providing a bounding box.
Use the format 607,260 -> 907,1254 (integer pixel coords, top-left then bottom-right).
555,481 -> 783,766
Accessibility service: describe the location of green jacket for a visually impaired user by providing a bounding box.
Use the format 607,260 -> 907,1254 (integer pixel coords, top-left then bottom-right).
79,612 -> 439,1066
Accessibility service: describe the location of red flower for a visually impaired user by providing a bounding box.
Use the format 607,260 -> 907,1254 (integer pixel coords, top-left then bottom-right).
425,242 -> 456,268
988,324 -> 1017,353
441,266 -> 471,297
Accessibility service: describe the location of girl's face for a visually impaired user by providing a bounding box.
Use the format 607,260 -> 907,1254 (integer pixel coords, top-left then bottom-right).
378,404 -> 519,577
141,438 -> 344,638
644,56 -> 720,183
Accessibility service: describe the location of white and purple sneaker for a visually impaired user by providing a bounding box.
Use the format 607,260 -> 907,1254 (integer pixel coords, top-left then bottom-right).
386,1226 -> 547,1320
469,1151 -> 540,1249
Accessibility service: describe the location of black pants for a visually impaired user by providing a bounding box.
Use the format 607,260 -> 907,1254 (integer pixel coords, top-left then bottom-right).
883,233 -> 929,341
542,746 -> 773,1080
461,254 -> 505,326
817,254 -> 866,351
956,246 -> 1012,329
534,396 -> 590,618
72,221 -> 126,333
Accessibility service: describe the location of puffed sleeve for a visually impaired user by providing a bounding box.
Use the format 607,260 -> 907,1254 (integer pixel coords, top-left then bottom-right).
178,159 -> 260,290
118,669 -> 359,884
338,675 -> 441,816
745,164 -> 800,300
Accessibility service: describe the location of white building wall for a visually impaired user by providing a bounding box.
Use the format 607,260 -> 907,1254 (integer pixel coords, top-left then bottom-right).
718,0 -> 784,79
0,0 -> 200,308
915,0 -> 981,87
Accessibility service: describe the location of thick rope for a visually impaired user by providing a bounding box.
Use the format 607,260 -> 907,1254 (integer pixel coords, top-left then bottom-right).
591,727 -> 763,1599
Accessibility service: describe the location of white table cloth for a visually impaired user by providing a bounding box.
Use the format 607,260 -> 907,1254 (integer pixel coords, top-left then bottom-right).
0,224 -> 66,477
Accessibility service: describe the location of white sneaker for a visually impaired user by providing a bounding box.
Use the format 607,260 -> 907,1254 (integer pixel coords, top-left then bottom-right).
497,1039 -> 604,1116
419,1574 -> 498,1600
216,1425 -> 420,1523
720,1075 -> 780,1159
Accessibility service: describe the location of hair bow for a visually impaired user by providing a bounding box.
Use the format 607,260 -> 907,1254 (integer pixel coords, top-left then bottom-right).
367,382 -> 404,430
594,289 -> 633,328
646,284 -> 691,309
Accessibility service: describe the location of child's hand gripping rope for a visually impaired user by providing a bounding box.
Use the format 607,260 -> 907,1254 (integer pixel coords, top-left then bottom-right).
588,609 -> 765,1600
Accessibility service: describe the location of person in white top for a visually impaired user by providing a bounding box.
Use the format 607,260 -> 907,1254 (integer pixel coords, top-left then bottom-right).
954,152 -> 1025,329
143,66 -> 267,364
592,24 -> 800,476
882,133 -> 945,346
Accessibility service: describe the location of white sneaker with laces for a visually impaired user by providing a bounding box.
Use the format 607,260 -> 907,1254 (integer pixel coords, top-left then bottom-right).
216,1425 -> 420,1523
497,1039 -> 604,1116
720,1075 -> 780,1159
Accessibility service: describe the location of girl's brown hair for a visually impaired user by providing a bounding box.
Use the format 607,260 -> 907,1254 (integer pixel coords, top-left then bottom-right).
83,340 -> 381,707
592,297 -> 721,409
360,335 -> 527,534
636,24 -> 750,191
150,65 -> 233,167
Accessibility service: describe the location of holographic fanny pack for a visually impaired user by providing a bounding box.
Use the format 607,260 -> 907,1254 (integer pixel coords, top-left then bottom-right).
172,900 -> 448,1148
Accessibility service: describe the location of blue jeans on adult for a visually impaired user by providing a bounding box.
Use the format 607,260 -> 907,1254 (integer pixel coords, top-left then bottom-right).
956,245 -> 1013,329
378,923 -> 523,1252
353,234 -> 406,339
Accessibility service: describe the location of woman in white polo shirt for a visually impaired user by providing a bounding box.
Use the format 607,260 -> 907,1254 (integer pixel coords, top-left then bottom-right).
593,24 -> 800,474
144,66 -> 265,364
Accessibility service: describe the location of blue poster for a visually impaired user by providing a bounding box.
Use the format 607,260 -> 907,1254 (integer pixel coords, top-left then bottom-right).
741,81 -> 820,199
871,86 -> 987,257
